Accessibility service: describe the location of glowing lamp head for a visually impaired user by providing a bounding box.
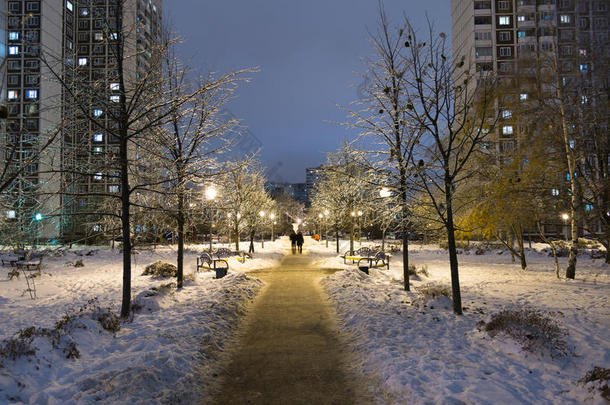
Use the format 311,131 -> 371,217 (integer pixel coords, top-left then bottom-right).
259,211 -> 265,218
324,210 -> 329,216
205,186 -> 217,201
318,213 -> 323,219
269,213 -> 275,220
380,187 -> 391,198
561,213 -> 569,221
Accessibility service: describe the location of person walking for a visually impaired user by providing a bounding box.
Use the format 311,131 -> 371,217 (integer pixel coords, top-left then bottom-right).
290,230 -> 297,254
296,231 -> 304,254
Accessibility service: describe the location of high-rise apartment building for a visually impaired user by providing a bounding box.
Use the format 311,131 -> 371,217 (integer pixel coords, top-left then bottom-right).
452,0 -> 608,152
2,0 -> 162,241
451,0 -> 609,236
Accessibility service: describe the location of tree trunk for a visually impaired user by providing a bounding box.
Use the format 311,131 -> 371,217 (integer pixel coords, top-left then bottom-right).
517,231 -> 527,270
249,231 -> 255,254
350,218 -> 354,254
176,193 -> 185,289
402,226 -> 409,291
381,229 -> 385,252
445,183 -> 463,315
119,132 -> 131,318
336,226 -> 339,254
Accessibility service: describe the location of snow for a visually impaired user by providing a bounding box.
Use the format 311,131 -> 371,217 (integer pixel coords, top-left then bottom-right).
0,242 -> 283,404
2,237 -> 608,404
316,240 -> 610,404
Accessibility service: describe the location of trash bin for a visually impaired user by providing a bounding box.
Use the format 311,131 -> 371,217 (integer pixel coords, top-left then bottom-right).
215,268 -> 227,279
358,266 -> 369,275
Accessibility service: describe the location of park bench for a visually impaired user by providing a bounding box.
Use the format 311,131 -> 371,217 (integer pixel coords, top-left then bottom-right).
1,249 -> 30,267
357,251 -> 390,270
341,247 -> 374,264
16,251 -> 44,272
196,252 -> 229,272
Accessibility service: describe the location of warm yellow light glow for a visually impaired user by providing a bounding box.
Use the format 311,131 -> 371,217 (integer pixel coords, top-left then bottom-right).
324,210 -> 329,216
357,210 -> 363,217
259,211 -> 265,217
205,186 -> 217,201
561,213 -> 569,221
269,213 -> 275,220
380,187 -> 391,198
318,213 -> 323,218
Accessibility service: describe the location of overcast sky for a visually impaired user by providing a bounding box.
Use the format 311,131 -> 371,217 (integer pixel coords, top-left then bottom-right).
169,0 -> 450,183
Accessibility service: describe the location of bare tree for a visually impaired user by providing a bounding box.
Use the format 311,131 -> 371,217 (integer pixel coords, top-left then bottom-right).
400,18 -> 497,314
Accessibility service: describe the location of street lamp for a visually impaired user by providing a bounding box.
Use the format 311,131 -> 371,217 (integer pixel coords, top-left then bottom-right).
357,210 -> 363,247
259,211 -> 266,248
318,213 -> 323,240
380,187 -> 392,198
269,213 -> 276,241
324,210 -> 329,247
561,212 -> 569,242
205,185 -> 217,252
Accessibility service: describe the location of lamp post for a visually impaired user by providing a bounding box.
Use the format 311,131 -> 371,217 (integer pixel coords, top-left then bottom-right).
318,213 -> 323,241
561,212 -> 569,242
379,188 -> 392,250
259,210 -> 266,248
356,210 -> 363,247
205,185 -> 217,252
324,209 -> 329,248
350,211 -> 356,253
269,213 -> 276,241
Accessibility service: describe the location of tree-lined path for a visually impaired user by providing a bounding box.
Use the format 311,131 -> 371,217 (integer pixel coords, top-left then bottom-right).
211,253 -> 371,404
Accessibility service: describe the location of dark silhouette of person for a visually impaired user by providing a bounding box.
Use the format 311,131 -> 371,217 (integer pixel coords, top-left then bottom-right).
290,230 -> 297,254
296,231 -> 304,254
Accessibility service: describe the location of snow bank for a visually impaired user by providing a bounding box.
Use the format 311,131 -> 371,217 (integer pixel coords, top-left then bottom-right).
321,243 -> 610,404
0,245 -> 281,404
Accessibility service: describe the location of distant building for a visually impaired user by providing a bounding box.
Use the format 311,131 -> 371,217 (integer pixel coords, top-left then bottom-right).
266,182 -> 307,204
305,166 -> 325,204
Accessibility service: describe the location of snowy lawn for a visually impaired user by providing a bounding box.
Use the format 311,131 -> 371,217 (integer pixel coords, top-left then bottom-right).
0,242 -> 285,404
312,240 -> 610,404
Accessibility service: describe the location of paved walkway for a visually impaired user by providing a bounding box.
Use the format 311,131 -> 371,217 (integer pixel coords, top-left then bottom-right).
211,253 -> 371,405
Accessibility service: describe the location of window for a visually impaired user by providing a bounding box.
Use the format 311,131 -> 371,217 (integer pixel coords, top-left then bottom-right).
7,76 -> 19,86
26,2 -> 39,12
8,2 -> 20,12
476,47 -> 492,57
579,17 -> 589,29
93,109 -> 103,117
8,60 -> 20,70
580,64 -> 589,72
93,173 -> 103,181
501,110 -> 512,119
6,211 -> 16,219
475,16 -> 492,25
552,188 -> 560,196
8,91 -> 18,100
581,95 -> 589,104
474,0 -> 491,9
518,31 -> 526,38
109,185 -> 119,193
25,60 -> 39,69
80,8 -> 89,16
8,46 -> 19,55
498,1 -> 510,10
93,146 -> 103,154
475,31 -> 492,40
110,83 -> 120,91
110,95 -> 120,103
502,125 -> 514,135
499,16 -> 511,25
518,15 -> 525,22
78,57 -> 88,66
26,16 -> 40,27
66,1 -> 73,12
499,31 -> 511,41
25,31 -> 39,41
94,133 -> 104,142
560,14 -> 571,23
520,93 -> 528,100
26,90 -> 38,99
94,32 -> 104,41
9,32 -> 19,41
499,47 -> 512,56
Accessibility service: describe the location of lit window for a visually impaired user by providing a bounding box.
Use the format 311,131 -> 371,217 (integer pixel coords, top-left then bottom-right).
585,204 -> 594,211
499,16 -> 510,25
520,93 -> 528,100
93,173 -> 103,181
110,33 -> 118,40
552,189 -> 560,196
80,8 -> 89,16
9,32 -> 19,41
517,15 -> 525,22
502,125 -> 514,135
110,83 -> 119,91
110,95 -> 120,103
94,32 -> 104,41
8,46 -> 19,55
501,110 -> 512,119
560,15 -> 570,24
8,90 -> 18,100
78,57 -> 88,66
94,133 -> 104,142
518,31 -> 526,38
66,1 -> 73,12
26,90 -> 38,99
93,109 -> 103,117
569,139 -> 575,148
581,95 -> 588,104
109,185 -> 119,193
499,47 -> 512,56
93,225 -> 101,232
580,64 -> 589,72
579,49 -> 587,56
6,210 -> 16,219
93,146 -> 103,154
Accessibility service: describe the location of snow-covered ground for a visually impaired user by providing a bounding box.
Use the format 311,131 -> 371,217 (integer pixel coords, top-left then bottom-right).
310,239 -> 610,404
2,237 -> 608,404
0,241 -> 285,404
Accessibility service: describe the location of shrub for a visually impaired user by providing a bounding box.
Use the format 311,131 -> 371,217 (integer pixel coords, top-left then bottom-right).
408,264 -> 429,278
580,367 -> 610,401
74,259 -> 84,268
142,261 -> 177,278
417,282 -> 451,299
482,307 -> 571,358
0,328 -> 37,360
7,269 -> 19,280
